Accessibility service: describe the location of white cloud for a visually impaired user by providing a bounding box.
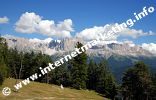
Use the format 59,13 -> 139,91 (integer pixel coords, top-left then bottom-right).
15,12 -> 41,33
76,24 -> 155,40
123,40 -> 135,47
0,16 -> 9,24
76,25 -> 117,41
15,12 -> 73,38
141,43 -> 156,54
29,38 -> 53,43
120,28 -> 154,38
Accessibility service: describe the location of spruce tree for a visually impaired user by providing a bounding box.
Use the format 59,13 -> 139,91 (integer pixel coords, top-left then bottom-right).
0,72 -> 4,85
151,73 -> 156,99
71,42 -> 88,89
51,64 -> 71,86
96,60 -> 117,99
122,61 -> 152,100
87,59 -> 97,90
0,38 -> 9,77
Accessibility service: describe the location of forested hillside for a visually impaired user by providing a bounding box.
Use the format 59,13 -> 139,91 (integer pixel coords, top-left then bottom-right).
1,36 -> 156,99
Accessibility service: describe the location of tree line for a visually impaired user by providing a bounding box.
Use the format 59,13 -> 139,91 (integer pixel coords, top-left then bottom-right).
0,37 -> 156,100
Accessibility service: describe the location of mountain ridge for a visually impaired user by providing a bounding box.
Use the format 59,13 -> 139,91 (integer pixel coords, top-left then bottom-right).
3,35 -> 156,83
3,35 -> 155,58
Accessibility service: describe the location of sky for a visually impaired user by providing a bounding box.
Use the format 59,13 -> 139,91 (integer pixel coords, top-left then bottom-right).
0,0 -> 156,46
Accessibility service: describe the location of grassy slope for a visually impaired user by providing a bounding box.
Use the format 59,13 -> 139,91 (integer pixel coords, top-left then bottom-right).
0,79 -> 108,100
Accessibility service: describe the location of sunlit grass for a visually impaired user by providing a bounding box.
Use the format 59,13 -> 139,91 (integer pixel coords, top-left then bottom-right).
0,78 -> 108,100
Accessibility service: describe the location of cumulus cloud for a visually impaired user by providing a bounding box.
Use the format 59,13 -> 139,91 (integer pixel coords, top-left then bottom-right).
120,29 -> 154,38
0,16 -> 9,24
76,25 -> 117,41
15,12 -> 73,38
29,38 -> 53,43
76,24 -> 155,41
123,40 -> 135,47
141,43 -> 156,54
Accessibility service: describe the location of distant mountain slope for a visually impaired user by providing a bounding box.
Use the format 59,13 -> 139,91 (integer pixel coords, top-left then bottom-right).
3,35 -> 156,83
3,35 -> 155,57
107,55 -> 156,83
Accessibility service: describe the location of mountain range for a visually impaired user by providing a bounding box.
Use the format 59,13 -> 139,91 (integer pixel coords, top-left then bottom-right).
3,35 -> 155,57
3,35 -> 156,82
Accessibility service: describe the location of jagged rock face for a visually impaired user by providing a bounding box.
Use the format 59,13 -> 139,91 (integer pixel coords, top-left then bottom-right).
5,36 -> 57,55
3,36 -> 154,58
87,43 -> 153,59
104,43 -> 153,57
49,37 -> 85,51
60,38 -> 84,51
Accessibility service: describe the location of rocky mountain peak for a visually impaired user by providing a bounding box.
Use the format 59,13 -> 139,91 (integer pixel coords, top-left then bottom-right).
2,35 -> 155,58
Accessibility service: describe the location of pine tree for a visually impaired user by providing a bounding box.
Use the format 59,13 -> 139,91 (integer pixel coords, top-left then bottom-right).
96,60 -> 117,99
51,64 -> 71,86
87,59 -> 97,90
151,73 -> 156,99
71,42 -> 88,89
7,48 -> 21,79
122,61 -> 152,100
0,72 -> 4,85
0,38 -> 9,77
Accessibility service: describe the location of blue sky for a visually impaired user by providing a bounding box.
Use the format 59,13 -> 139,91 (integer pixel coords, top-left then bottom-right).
0,0 -> 155,44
